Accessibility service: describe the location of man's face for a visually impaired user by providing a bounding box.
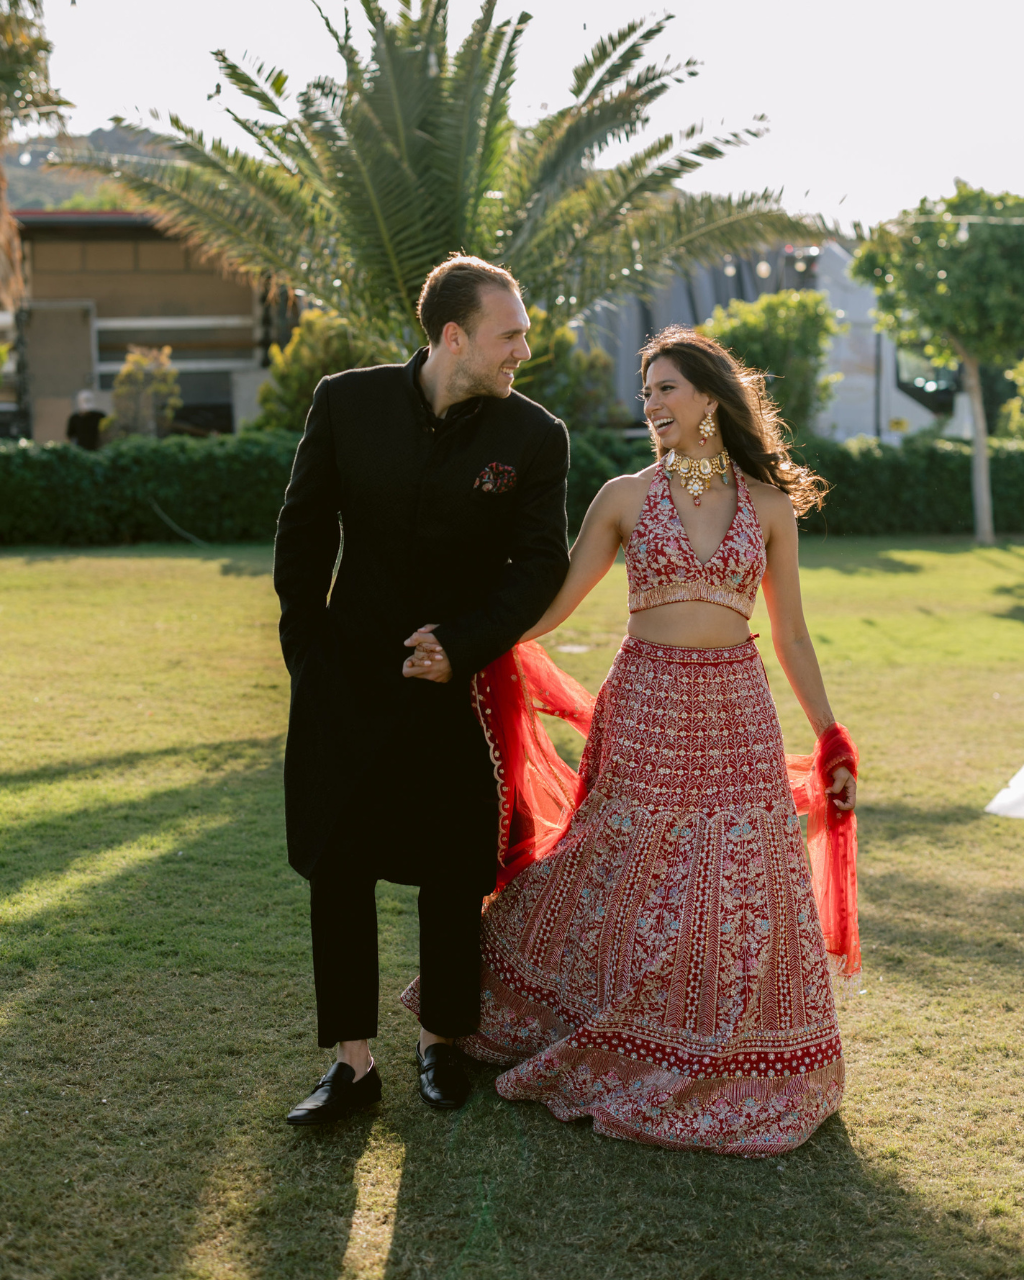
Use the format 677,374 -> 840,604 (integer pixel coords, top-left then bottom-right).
453,287 -> 531,399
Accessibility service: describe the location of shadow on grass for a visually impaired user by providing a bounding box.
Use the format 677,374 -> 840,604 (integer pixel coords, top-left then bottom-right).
857,800 -> 985,838
797,537 -> 943,575
0,734 -> 283,788
374,1092 -> 1015,1280
218,554 -> 274,577
0,737 -> 284,901
0,749 -> 376,1280
1,543 -> 274,571
856,800 -> 1024,993
3,774 -> 1022,1279
991,579 -> 1024,624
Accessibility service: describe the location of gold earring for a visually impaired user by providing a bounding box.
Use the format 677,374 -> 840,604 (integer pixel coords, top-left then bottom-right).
698,409 -> 716,446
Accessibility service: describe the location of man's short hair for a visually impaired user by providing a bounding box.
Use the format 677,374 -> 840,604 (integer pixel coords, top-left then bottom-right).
416,254 -> 521,346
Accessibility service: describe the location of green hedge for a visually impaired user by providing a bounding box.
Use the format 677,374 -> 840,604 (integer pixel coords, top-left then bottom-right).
1,430 -> 1022,547
0,432 -> 301,545
796,436 -> 1024,535
566,429 -> 654,532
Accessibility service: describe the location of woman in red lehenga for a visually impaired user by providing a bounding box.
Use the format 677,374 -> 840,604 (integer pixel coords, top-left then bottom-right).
404,326 -> 859,1156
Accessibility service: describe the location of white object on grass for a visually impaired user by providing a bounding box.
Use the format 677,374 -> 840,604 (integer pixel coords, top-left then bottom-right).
985,764 -> 1024,818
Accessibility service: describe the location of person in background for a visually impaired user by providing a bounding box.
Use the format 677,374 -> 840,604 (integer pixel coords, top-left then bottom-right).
66,390 -> 104,451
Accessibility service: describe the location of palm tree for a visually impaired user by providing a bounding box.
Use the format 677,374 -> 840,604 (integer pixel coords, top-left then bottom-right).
0,0 -> 69,308
59,1 -> 811,336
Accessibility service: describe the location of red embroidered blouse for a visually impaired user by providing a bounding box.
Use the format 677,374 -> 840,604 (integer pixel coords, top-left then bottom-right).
625,458 -> 767,620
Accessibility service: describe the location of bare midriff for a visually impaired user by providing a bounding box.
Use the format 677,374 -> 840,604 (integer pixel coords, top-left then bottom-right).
626,598 -> 752,649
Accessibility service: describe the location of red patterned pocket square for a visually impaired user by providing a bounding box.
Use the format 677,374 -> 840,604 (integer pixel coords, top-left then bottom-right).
473,462 -> 517,494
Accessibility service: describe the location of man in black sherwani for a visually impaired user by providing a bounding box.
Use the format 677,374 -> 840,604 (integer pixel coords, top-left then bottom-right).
275,255 -> 570,1122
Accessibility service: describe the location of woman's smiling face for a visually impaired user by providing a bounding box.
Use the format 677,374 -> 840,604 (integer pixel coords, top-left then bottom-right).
642,356 -> 718,453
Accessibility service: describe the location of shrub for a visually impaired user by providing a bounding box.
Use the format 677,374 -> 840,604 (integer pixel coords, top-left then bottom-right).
699,290 -> 843,436
515,309 -> 632,431
566,429 -> 652,532
0,432 -> 299,545
103,345 -> 182,440
245,310 -> 408,432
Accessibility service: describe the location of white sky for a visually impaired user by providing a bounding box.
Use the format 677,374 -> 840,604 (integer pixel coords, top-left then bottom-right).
39,0 -> 1024,229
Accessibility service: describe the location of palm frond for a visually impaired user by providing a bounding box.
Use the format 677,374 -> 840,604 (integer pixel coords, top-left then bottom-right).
578,16 -> 675,106
434,1 -> 503,241
463,12 -> 528,247
569,18 -> 647,99
47,1 -> 814,346
211,51 -> 289,118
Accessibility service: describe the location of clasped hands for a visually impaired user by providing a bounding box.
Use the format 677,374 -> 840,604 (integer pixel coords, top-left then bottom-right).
402,623 -> 452,683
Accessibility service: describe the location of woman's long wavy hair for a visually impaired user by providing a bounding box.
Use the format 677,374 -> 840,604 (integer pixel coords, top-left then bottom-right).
639,325 -> 828,517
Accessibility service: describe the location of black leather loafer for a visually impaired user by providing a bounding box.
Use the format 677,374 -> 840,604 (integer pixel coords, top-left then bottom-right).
416,1041 -> 470,1110
286,1059 -> 382,1125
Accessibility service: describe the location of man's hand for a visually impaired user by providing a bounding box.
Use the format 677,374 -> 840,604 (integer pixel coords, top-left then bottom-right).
402,624 -> 453,683
829,766 -> 856,812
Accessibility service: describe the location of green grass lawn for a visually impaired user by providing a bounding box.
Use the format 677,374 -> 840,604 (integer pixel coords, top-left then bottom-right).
1,537 -> 1023,1280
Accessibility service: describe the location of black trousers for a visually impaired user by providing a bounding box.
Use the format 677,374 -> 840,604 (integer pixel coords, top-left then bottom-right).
310,860 -> 489,1047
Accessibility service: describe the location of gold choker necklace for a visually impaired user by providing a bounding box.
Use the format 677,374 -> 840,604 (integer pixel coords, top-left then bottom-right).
665,448 -> 731,505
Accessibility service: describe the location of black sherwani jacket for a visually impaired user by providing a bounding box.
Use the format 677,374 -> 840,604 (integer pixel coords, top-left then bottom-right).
273,351 -> 570,887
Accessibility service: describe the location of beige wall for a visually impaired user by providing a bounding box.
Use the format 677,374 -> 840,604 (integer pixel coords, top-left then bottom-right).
32,395 -> 74,445
22,230 -> 259,439
25,239 -> 254,318
23,303 -> 94,409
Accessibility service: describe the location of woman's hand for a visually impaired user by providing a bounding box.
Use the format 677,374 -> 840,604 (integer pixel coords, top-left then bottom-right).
829,766 -> 856,812
402,624 -> 452,682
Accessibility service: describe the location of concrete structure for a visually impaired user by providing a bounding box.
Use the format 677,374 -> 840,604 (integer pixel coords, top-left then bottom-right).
6,211 -> 282,442
811,242 -> 945,443
596,241 -> 951,441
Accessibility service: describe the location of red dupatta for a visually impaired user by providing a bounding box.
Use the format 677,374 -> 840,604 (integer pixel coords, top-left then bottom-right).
785,724 -> 861,979
471,642 -> 594,891
472,640 -> 861,979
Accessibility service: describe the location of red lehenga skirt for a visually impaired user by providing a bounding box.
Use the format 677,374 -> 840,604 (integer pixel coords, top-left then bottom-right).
403,635 -> 848,1156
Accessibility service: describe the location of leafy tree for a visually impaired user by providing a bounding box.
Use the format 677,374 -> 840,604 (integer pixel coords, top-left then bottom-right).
245,308 -> 406,431
997,359 -> 1024,439
0,0 -> 70,306
851,182 -> 1024,544
55,181 -> 129,211
699,289 -> 843,438
61,1 -> 811,336
103,346 -> 182,440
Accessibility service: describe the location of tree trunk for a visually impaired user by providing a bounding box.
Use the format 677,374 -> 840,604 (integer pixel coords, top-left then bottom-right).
954,342 -> 994,545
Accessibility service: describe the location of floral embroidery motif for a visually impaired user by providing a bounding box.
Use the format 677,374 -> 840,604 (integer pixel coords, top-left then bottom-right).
402,636 -> 844,1156
474,462 -> 518,494
626,464 -> 767,619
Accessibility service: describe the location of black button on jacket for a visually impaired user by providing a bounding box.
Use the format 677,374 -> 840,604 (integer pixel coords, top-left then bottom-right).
274,351 -> 571,883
